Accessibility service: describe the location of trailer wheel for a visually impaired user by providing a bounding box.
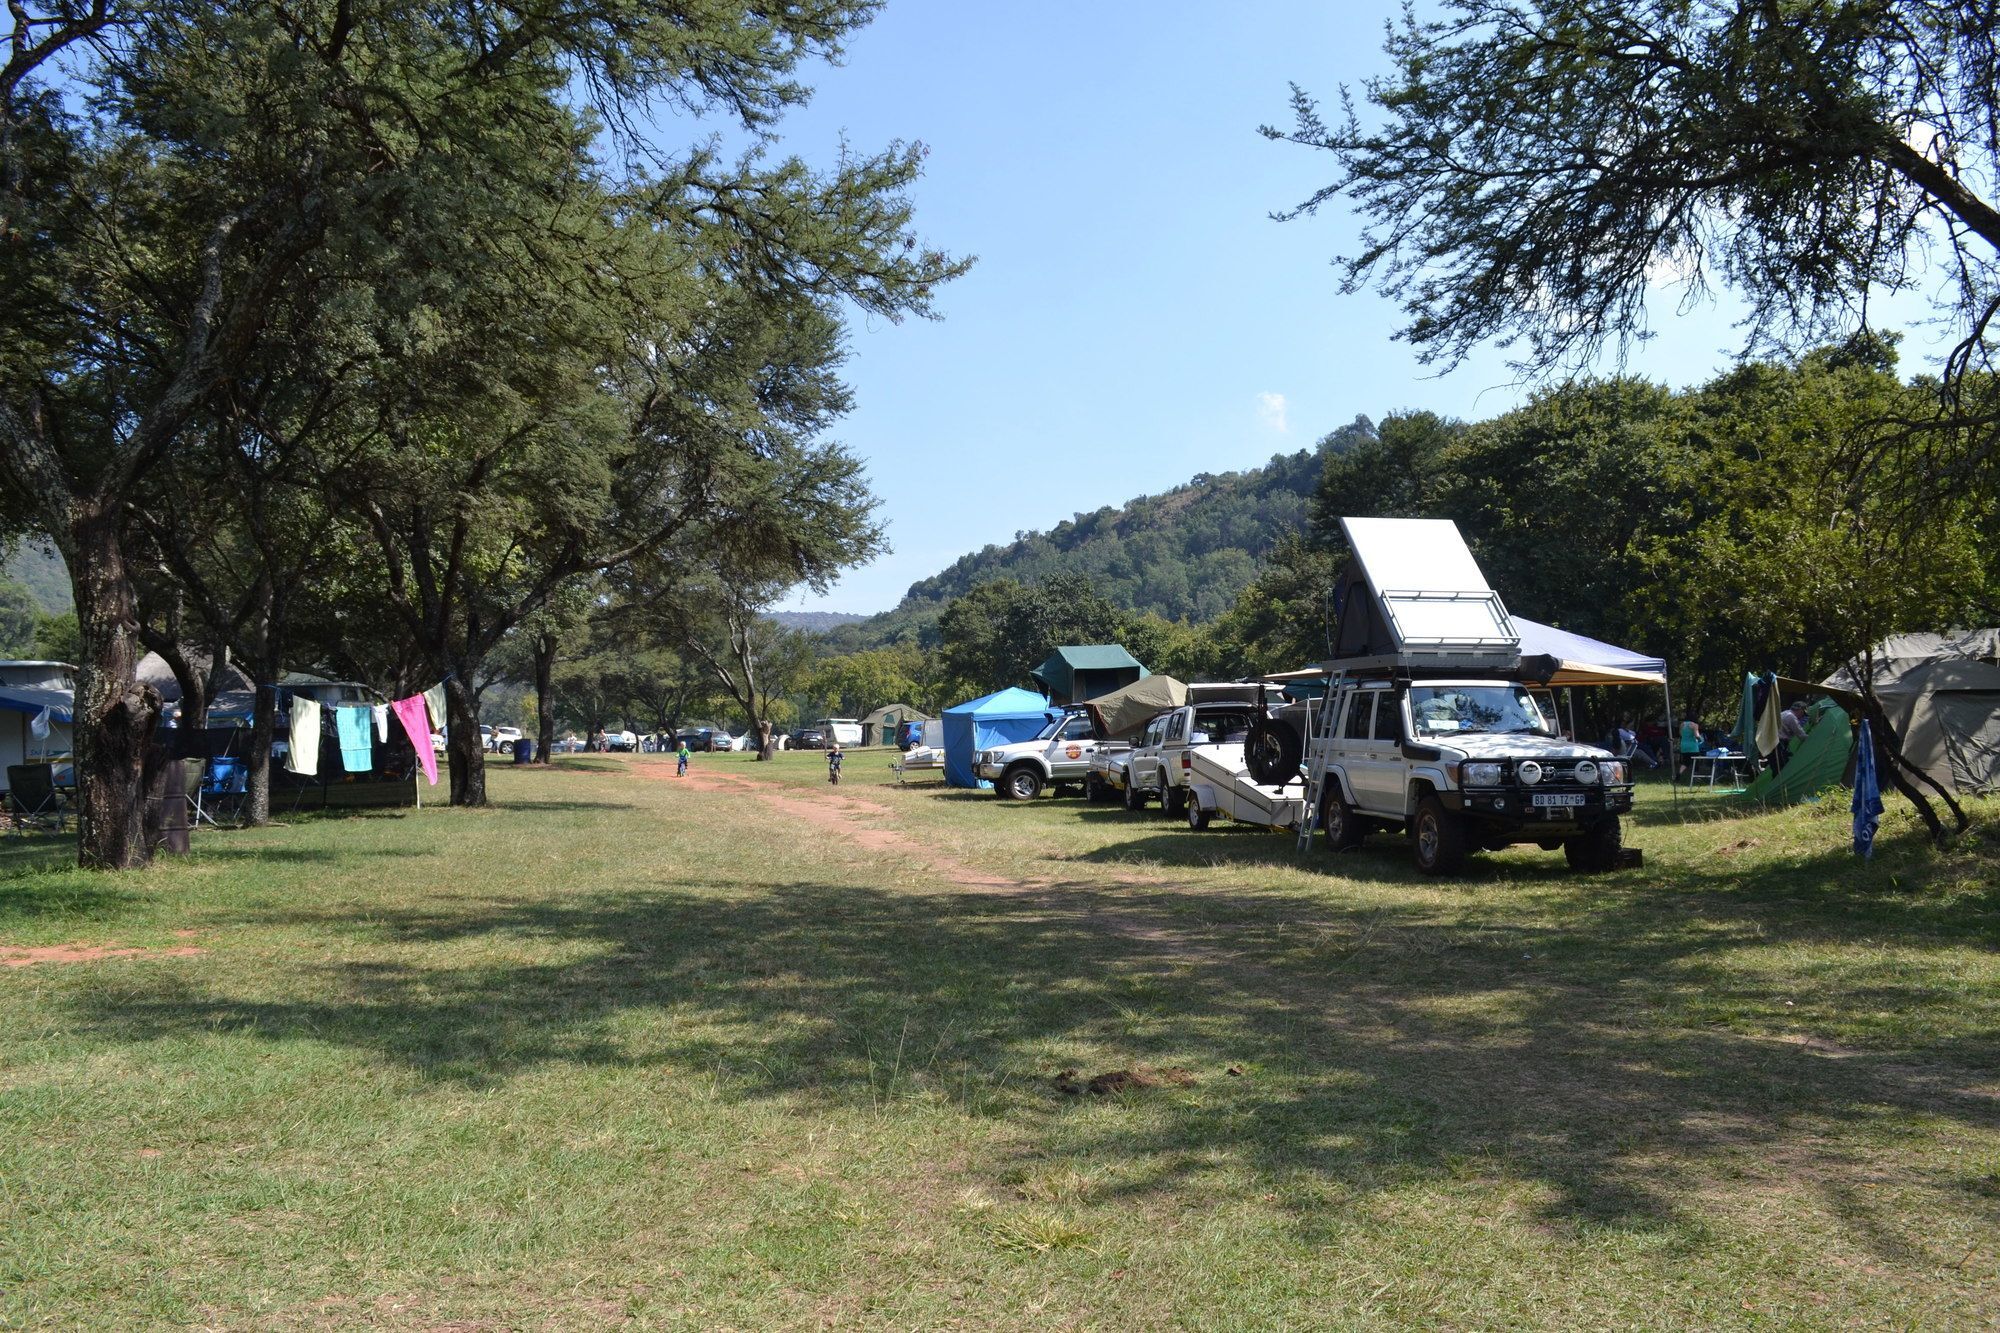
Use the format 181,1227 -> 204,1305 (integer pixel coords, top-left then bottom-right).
1245,718 -> 1303,785
1000,765 -> 1044,801
1564,815 -> 1623,872
1123,779 -> 1147,811
1186,798 -> 1211,831
1411,794 -> 1469,875
1321,784 -> 1366,851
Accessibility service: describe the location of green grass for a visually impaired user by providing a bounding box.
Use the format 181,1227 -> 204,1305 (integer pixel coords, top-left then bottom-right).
2,751 -> 1996,1328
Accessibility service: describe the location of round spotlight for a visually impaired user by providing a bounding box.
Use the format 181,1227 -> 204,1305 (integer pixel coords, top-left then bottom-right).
1574,760 -> 1599,785
1517,760 -> 1543,786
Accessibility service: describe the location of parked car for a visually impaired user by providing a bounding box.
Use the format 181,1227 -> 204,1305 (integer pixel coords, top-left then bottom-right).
974,708 -> 1099,799
492,725 -> 523,752
479,725 -> 496,751
1126,691 -> 1274,817
603,730 -> 638,752
790,728 -> 826,750
814,717 -> 864,747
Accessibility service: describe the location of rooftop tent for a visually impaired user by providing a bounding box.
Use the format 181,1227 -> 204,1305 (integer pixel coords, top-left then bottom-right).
1081,675 -> 1188,740
1029,645 -> 1147,705
1824,629 -> 2000,797
1333,517 -> 1521,667
941,687 -> 1053,788
1511,617 -> 1667,687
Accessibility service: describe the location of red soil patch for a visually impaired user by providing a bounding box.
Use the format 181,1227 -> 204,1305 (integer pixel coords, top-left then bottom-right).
1,942 -> 206,969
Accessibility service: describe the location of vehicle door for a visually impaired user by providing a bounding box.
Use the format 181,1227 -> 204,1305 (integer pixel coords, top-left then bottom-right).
1161,708 -> 1192,789
1134,716 -> 1168,791
1344,689 -> 1403,815
1045,713 -> 1097,777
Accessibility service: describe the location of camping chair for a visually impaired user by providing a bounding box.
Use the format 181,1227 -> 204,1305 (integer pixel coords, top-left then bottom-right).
6,763 -> 71,836
184,757 -> 216,828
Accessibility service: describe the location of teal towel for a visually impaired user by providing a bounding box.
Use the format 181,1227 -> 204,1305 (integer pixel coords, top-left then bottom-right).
335,706 -> 374,773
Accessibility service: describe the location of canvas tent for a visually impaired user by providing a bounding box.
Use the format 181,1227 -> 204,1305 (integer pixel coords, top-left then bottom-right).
941,687 -> 1053,788
1081,675 -> 1188,740
1029,645 -> 1146,705
861,703 -> 930,747
1824,630 -> 2000,797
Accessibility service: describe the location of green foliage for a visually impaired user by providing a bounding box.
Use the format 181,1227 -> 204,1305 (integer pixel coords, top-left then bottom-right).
32,612 -> 80,664
838,419 -> 1378,651
800,646 -> 928,718
0,580 -> 40,656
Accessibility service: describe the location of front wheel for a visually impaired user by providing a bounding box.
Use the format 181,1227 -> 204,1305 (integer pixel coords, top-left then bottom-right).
1322,784 -> 1366,851
1000,765 -> 1044,801
1411,794 -> 1469,875
1564,815 -> 1623,872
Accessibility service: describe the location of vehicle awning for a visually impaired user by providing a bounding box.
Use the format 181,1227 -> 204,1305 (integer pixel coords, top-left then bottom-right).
0,686 -> 73,723
1512,617 -> 1667,687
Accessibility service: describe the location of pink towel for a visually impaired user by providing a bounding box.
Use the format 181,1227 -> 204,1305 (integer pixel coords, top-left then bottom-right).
392,695 -> 437,786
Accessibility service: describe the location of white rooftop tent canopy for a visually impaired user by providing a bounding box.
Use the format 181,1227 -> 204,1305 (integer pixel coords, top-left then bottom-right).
1334,517 -> 1521,668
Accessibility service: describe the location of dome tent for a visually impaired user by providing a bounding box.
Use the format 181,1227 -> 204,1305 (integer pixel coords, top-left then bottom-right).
941,687 -> 1054,788
1825,630 -> 2000,797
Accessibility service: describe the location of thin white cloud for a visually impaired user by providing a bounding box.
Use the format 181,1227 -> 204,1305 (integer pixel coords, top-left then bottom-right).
1256,391 -> 1290,433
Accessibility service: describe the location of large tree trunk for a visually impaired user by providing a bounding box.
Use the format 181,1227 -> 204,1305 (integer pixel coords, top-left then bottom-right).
533,633 -> 557,765
69,506 -> 161,869
244,669 -> 276,826
445,673 -> 486,805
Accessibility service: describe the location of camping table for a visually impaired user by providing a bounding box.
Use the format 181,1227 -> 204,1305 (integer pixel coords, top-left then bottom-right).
1686,752 -> 1749,789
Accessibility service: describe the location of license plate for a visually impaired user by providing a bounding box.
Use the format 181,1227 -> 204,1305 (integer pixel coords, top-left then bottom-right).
1531,793 -> 1586,808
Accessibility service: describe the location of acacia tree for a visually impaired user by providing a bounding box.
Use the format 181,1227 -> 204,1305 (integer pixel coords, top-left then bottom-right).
2,0 -> 963,854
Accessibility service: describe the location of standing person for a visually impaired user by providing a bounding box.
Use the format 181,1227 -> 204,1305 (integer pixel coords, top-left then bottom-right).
826,743 -> 844,785
676,738 -> 690,777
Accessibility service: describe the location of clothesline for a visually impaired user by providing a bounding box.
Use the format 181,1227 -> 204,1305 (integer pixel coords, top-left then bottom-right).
283,681 -> 448,787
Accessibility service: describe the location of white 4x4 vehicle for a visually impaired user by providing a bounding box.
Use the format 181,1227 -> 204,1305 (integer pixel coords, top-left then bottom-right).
1124,696 -> 1267,815
1307,676 -> 1633,874
976,710 -> 1101,799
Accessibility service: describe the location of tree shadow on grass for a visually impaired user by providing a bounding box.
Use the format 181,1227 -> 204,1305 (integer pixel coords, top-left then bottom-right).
61,849 -> 2000,1254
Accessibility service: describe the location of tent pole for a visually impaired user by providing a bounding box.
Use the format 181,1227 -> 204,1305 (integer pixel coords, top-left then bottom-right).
1663,671 -> 1679,816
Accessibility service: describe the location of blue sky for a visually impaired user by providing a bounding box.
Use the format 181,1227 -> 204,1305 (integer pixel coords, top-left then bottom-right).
742,2 -> 1938,615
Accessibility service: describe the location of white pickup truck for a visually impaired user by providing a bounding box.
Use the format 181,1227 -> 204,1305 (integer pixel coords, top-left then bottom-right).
1123,687 -> 1281,815
975,709 -> 1101,799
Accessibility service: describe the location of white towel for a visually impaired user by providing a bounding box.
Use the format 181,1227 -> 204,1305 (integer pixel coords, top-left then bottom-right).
372,703 -> 390,741
286,697 -> 321,776
423,682 -> 447,729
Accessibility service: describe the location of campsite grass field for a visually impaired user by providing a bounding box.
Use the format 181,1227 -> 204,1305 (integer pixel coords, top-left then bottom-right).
3,752 -> 1997,1329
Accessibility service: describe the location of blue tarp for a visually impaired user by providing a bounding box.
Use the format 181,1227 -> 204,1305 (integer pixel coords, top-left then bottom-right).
1512,616 -> 1667,682
941,687 -> 1054,788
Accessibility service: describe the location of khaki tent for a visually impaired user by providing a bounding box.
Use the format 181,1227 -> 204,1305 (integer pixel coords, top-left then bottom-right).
1081,675 -> 1187,740
861,703 -> 931,748
1825,630 -> 2000,797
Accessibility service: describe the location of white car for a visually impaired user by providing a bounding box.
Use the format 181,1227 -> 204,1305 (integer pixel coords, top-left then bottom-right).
492,725 -> 524,752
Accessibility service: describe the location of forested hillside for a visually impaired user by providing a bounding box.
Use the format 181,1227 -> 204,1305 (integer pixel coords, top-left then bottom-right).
838,417 -> 1373,647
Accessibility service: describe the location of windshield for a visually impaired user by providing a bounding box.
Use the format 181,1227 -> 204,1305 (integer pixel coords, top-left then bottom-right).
1407,685 -> 1553,738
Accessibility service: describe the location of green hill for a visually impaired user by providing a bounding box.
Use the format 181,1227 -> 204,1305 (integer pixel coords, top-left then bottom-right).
835,417 -> 1373,647
4,541 -> 72,614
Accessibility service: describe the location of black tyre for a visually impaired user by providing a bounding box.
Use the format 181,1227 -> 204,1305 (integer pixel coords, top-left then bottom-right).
1187,797 -> 1211,831
1123,779 -> 1147,811
1244,717 -> 1304,786
1321,782 -> 1366,851
1162,784 -> 1187,817
1411,793 -> 1469,875
1564,815 -> 1623,872
1000,765 -> 1044,801
1084,774 -> 1106,803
